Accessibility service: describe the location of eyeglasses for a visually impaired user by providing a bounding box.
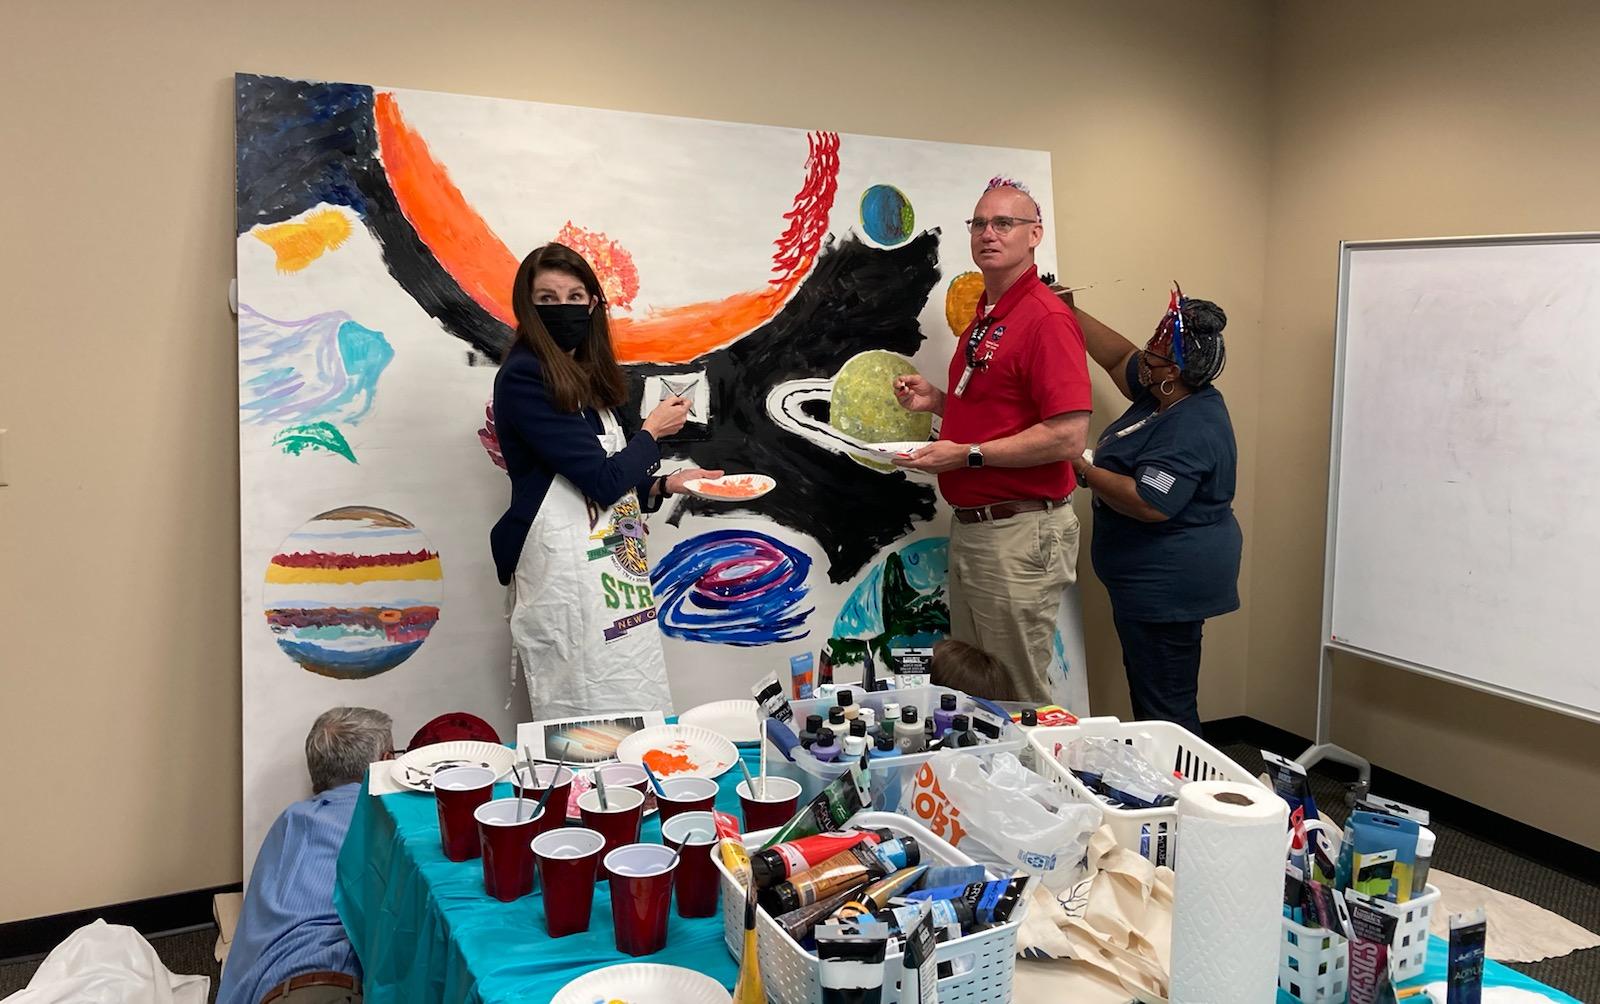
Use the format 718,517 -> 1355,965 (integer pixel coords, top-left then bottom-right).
1142,349 -> 1176,367
965,216 -> 1040,235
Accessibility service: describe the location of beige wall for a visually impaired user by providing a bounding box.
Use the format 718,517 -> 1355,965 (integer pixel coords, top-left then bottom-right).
1250,0 -> 1600,849
0,0 -> 1272,920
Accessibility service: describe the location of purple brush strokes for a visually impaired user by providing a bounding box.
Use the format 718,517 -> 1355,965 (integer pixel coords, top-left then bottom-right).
238,304 -> 393,426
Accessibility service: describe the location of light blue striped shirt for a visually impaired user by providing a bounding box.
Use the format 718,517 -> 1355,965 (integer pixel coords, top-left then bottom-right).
218,782 -> 361,1004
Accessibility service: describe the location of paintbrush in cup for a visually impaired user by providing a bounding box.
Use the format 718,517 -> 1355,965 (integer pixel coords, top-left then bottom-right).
528,750 -> 569,824
519,744 -> 539,821
738,759 -> 757,801
594,761 -> 610,811
640,761 -> 668,798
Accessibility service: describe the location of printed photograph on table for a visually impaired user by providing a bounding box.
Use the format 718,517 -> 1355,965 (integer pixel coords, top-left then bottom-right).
234,71 -> 1088,871
517,712 -> 669,765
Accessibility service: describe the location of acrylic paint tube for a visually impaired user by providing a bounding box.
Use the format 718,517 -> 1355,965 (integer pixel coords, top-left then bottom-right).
918,864 -> 987,890
870,899 -> 971,949
791,651 -> 817,700
1305,879 -> 1343,936
716,813 -> 765,1004
815,926 -> 889,1004
759,764 -> 869,849
902,903 -> 941,1004
752,674 -> 794,725
765,718 -> 801,762
905,876 -> 1028,927
763,838 -> 921,915
1447,908 -> 1486,1004
829,866 -> 929,918
750,828 -> 894,888
1345,892 -> 1400,1004
772,882 -> 869,944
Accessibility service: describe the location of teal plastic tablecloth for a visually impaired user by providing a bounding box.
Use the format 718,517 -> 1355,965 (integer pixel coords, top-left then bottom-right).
336,745 -> 753,1004
335,742 -> 1578,1004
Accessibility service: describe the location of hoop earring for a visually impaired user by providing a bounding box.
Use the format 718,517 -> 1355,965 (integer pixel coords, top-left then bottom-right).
1160,379 -> 1175,396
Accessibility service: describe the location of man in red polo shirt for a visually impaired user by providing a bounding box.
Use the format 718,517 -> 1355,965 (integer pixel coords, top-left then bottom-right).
893,178 -> 1091,702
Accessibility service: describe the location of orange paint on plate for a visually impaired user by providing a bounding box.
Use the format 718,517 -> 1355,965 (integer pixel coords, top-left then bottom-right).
642,748 -> 699,776
697,476 -> 768,499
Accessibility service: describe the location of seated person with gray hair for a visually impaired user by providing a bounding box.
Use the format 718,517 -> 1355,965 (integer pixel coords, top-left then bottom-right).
219,707 -> 393,1004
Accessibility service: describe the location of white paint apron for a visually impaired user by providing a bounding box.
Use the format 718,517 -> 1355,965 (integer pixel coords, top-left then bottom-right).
507,408 -> 675,720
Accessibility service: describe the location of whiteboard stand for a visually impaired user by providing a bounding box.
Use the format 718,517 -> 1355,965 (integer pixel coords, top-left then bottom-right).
1297,234 -> 1600,804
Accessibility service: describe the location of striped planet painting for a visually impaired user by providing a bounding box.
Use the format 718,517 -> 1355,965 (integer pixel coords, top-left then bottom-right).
263,506 -> 443,679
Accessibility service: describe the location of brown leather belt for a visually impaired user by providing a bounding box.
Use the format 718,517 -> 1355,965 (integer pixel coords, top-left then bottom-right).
952,496 -> 1071,524
260,971 -> 357,1004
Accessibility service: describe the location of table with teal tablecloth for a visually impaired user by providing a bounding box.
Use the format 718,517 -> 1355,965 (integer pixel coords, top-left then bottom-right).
334,740 -> 1578,1004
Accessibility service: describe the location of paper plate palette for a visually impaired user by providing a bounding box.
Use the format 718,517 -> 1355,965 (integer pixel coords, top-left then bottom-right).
678,698 -> 762,745
863,441 -> 929,460
394,741 -> 516,793
551,963 -> 731,1004
681,473 -> 775,501
614,724 -> 739,780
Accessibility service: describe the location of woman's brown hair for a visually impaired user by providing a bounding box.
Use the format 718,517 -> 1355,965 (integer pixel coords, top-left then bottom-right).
508,243 -> 629,413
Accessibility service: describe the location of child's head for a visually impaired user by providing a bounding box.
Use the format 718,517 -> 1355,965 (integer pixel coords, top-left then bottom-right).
930,639 -> 1021,702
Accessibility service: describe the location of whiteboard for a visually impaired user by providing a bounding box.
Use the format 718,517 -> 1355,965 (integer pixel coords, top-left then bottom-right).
1325,234 -> 1600,724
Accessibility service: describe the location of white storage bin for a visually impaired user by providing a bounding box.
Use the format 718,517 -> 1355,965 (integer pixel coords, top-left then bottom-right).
768,686 -> 1027,811
1027,716 -> 1267,867
712,810 -> 1028,1004
1278,819 -> 1439,1000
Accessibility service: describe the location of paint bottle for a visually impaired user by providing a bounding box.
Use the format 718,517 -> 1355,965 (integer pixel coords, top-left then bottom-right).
812,728 -> 841,763
895,707 -> 926,755
849,719 -> 869,741
933,694 -> 959,739
800,714 -> 824,750
828,707 -> 848,732
839,688 -> 859,721
879,703 -> 900,743
946,714 -> 978,749
843,733 -> 867,759
1017,708 -> 1039,771
869,734 -> 900,760
923,718 -> 935,745
859,707 -> 877,734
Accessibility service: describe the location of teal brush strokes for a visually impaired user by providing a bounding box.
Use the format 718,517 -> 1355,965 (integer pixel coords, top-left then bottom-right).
273,421 -> 358,463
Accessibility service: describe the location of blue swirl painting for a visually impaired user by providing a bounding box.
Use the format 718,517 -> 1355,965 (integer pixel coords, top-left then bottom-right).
651,530 -> 813,646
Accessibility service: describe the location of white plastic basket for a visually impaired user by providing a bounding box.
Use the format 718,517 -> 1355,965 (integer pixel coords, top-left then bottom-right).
769,686 -> 1027,812
1278,819 -> 1439,1000
1027,716 -> 1267,867
712,810 -> 1027,1004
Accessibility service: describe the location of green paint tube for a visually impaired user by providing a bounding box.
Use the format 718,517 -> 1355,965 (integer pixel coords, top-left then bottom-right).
759,764 -> 870,849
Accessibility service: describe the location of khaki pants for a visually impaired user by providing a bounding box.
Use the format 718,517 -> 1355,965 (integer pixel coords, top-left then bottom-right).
947,504 -> 1079,703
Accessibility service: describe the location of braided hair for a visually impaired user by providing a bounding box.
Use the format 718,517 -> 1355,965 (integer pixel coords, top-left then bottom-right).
1152,285 -> 1227,387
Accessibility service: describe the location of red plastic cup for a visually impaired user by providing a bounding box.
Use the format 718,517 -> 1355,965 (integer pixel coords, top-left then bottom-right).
533,827 -> 605,938
605,842 -> 678,956
595,762 -> 649,795
511,764 -> 574,835
655,776 -> 718,823
660,810 -> 720,918
474,798 -> 542,901
433,766 -> 496,862
736,776 -> 801,833
576,786 -> 645,880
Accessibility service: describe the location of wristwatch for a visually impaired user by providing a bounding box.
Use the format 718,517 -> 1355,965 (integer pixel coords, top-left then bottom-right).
967,443 -> 985,468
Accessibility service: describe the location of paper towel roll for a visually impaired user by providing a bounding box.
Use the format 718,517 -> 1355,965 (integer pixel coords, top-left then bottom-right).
1169,780 -> 1289,1003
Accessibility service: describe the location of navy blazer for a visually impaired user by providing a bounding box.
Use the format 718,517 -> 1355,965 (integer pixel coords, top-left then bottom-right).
490,341 -> 662,585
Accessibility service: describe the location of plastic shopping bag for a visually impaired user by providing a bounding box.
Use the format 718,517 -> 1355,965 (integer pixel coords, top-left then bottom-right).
901,750 -> 1101,890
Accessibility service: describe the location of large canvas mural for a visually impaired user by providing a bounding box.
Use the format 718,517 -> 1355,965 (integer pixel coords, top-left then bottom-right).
235,73 -> 1088,868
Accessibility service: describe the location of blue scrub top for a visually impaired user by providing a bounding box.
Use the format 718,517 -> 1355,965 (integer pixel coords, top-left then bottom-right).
1089,356 -> 1243,622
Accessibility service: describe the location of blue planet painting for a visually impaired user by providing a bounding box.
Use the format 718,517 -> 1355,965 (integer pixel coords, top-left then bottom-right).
859,184 -> 914,247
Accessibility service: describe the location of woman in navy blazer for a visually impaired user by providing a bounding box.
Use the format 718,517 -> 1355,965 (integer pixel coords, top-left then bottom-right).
493,243 -> 719,720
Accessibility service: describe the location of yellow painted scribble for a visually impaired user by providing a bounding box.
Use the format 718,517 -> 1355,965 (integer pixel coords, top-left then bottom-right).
253,209 -> 354,272
944,271 -> 985,337
264,557 -> 443,585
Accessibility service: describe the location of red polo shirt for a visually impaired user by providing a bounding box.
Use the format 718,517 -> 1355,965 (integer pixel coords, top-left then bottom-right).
937,267 -> 1093,508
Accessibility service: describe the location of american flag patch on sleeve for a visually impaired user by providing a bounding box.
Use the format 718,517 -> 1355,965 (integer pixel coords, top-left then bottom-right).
1140,468 -> 1177,494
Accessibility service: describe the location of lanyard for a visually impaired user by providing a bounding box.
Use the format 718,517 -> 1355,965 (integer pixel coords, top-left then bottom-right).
954,317 -> 1007,397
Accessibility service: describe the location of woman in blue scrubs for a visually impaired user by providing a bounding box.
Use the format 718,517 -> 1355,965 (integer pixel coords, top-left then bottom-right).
1057,285 -> 1241,735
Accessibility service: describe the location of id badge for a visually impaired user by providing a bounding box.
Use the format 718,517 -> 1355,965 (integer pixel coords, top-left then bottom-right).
953,365 -> 975,397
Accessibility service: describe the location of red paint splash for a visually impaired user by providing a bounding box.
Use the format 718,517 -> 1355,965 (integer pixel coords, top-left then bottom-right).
554,222 -> 640,310
269,549 -> 438,569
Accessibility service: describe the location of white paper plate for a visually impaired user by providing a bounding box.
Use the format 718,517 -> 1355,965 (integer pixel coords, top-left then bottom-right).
681,473 -> 776,501
394,741 -> 515,793
678,699 -> 763,744
614,724 -> 739,780
864,441 -> 930,459
552,963 -> 731,1004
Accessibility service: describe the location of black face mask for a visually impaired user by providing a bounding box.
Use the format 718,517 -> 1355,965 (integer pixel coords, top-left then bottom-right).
534,303 -> 592,352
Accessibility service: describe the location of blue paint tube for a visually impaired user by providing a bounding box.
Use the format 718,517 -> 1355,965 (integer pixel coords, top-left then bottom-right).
765,718 -> 801,762
904,876 -> 1028,927
1348,810 -> 1420,902
1447,908 -> 1486,1004
918,864 -> 987,890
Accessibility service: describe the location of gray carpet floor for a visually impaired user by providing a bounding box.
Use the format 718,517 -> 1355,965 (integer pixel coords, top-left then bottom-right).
3,750 -> 1595,1001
